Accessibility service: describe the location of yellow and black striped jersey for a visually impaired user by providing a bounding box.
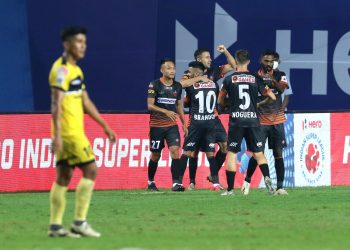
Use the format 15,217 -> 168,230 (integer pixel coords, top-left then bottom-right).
49,57 -> 86,138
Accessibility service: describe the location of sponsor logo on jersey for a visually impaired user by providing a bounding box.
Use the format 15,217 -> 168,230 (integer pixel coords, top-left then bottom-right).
71,79 -> 82,86
157,98 -> 176,104
193,81 -> 216,89
232,74 -> 255,83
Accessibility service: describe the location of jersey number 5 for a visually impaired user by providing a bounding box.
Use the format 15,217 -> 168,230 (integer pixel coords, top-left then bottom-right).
238,84 -> 250,110
195,90 -> 216,113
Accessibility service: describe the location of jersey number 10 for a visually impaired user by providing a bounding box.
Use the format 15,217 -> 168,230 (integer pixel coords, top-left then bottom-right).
195,90 -> 216,113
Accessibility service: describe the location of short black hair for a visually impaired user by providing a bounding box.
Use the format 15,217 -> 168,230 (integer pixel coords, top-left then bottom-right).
194,48 -> 210,60
160,58 -> 175,67
273,51 -> 280,60
188,61 -> 206,72
261,49 -> 275,58
61,26 -> 87,41
235,49 -> 250,64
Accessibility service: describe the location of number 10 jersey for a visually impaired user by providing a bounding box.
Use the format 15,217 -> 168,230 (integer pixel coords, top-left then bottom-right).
185,80 -> 219,127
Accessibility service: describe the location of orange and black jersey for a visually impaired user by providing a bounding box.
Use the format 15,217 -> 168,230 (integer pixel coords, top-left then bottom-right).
257,69 -> 289,125
221,72 -> 267,127
148,78 -> 182,127
185,80 -> 219,127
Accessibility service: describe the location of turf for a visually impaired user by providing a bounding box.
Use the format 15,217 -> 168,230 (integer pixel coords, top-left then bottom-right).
0,187 -> 349,250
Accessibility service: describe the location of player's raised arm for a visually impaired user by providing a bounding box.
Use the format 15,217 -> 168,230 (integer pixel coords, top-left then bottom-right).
216,45 -> 236,74
82,90 -> 116,142
51,88 -> 64,153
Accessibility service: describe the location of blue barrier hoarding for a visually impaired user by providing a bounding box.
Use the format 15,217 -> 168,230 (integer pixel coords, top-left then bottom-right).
0,0 -> 349,111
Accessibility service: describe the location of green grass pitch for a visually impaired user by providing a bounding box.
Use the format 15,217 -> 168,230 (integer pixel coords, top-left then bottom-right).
1,187 -> 349,250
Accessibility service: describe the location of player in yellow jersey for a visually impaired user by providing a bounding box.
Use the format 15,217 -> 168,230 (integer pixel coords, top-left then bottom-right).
48,26 -> 116,238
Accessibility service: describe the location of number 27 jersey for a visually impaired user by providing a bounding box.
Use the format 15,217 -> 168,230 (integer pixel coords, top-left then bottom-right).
185,80 -> 219,126
222,72 -> 266,127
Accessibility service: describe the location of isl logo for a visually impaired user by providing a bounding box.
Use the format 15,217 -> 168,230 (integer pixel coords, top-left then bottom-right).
304,143 -> 320,173
299,132 -> 325,185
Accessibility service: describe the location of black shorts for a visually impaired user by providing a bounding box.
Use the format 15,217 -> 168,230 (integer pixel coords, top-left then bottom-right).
227,126 -> 264,153
149,125 -> 180,152
196,118 -> 227,152
261,124 -> 287,149
183,125 -> 216,152
215,118 -> 228,143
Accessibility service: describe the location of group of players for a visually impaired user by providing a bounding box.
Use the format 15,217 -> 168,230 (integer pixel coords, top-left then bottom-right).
147,46 -> 290,196
47,26 -> 290,238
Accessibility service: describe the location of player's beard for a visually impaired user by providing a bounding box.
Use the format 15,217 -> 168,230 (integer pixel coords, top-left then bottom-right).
263,65 -> 272,73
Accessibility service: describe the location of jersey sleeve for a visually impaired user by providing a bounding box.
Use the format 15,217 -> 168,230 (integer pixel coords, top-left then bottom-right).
276,71 -> 289,89
147,82 -> 157,98
177,84 -> 182,100
49,66 -> 70,91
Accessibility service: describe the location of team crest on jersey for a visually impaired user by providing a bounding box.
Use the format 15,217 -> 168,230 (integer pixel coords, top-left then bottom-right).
232,74 -> 255,83
173,90 -> 178,97
193,81 -> 216,89
56,67 -> 68,84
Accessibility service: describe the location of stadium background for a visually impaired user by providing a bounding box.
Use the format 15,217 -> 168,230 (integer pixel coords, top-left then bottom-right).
0,0 -> 349,191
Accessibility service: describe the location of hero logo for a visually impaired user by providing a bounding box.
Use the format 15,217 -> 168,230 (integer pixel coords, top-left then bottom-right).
176,3 -> 350,96
298,132 -> 326,185
302,119 -> 322,130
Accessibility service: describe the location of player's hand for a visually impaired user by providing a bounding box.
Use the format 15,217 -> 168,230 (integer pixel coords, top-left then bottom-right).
216,45 -> 227,53
52,136 -> 63,153
165,110 -> 177,121
183,125 -> 188,137
104,126 -> 116,143
199,75 -> 210,82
